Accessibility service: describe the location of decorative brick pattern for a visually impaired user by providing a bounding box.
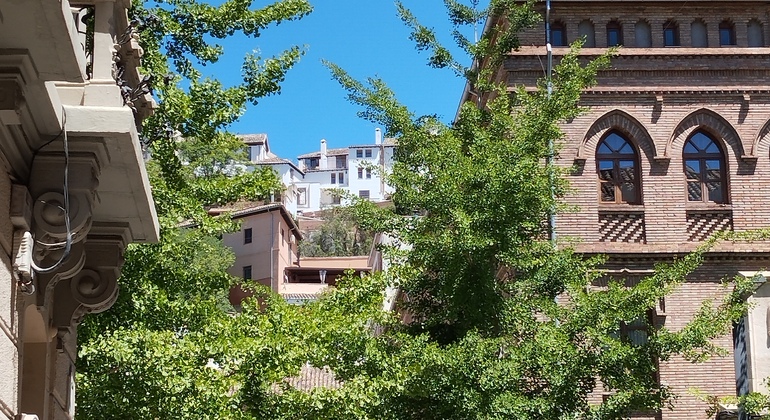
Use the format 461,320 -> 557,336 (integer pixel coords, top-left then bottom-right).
686,211 -> 733,242
598,212 -> 646,243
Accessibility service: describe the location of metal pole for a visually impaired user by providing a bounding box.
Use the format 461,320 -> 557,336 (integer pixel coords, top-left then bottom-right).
546,0 -> 556,244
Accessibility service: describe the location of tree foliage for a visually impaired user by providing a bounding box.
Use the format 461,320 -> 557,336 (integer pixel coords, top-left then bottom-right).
76,1 -> 761,419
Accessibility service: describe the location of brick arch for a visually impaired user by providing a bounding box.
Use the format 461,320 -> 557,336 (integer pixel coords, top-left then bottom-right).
666,109 -> 744,159
751,119 -> 770,157
577,110 -> 656,161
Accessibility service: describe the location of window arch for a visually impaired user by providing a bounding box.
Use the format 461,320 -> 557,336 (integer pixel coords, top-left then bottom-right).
635,20 -> 652,47
691,19 -> 708,47
719,20 -> 736,45
683,131 -> 727,203
578,20 -> 596,47
663,20 -> 680,46
748,19 -> 764,47
607,21 -> 623,46
551,21 -> 567,46
597,131 -> 640,204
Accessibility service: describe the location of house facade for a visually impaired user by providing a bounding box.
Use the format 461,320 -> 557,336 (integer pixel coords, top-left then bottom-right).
478,1 -> 770,418
0,0 -> 158,418
242,129 -> 395,215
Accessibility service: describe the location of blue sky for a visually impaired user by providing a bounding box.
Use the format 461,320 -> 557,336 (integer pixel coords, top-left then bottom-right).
201,1 -> 484,159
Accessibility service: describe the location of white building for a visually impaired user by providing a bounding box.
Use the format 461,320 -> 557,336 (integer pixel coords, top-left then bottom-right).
241,128 -> 395,215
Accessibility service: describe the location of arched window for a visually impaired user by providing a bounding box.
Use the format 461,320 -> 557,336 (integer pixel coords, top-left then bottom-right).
551,21 -> 567,46
748,19 -> 764,47
578,20 -> 596,47
635,20 -> 652,47
691,19 -> 708,47
663,20 -> 680,46
719,20 -> 736,45
607,21 -> 623,46
683,131 -> 727,203
597,131 -> 640,204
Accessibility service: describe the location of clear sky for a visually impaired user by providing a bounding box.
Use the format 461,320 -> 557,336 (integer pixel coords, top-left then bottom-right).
200,1 -> 484,159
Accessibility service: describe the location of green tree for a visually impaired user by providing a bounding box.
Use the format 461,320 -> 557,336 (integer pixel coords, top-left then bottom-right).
293,1 -> 758,418
75,0 -> 314,418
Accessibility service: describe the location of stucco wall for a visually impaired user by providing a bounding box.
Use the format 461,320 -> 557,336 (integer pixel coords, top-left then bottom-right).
0,167 -> 19,418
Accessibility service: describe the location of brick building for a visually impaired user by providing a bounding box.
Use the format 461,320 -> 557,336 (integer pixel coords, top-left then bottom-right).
474,1 -> 770,418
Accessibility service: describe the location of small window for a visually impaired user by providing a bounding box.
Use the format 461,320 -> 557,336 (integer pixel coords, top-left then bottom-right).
244,228 -> 252,244
243,265 -> 252,280
619,310 -> 654,346
691,20 -> 708,47
635,20 -> 651,47
336,155 -> 347,169
359,190 -> 370,199
330,173 -> 336,184
596,131 -> 640,204
748,20 -> 764,47
358,167 -> 363,179
365,149 -> 372,158
719,20 -> 736,46
332,194 -> 341,205
356,149 -> 363,158
309,157 -> 320,169
339,172 -> 345,184
551,21 -> 567,46
578,20 -> 596,47
607,21 -> 623,47
366,168 -> 372,179
663,21 -> 680,46
684,131 -> 727,204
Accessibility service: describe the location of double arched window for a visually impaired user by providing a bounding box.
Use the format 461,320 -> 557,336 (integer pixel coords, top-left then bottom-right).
684,131 -> 727,203
597,131 -> 640,204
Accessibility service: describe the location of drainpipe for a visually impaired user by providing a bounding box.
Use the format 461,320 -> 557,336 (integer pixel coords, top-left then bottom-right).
546,0 -> 556,245
270,211 -> 275,292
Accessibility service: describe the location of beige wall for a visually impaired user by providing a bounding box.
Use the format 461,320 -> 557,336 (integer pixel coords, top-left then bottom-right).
224,209 -> 299,303
0,166 -> 19,418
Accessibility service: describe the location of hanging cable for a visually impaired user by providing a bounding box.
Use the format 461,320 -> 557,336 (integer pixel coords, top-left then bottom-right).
31,108 -> 72,273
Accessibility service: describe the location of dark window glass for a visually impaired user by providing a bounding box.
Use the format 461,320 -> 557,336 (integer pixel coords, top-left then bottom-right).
244,228 -> 252,244
551,22 -> 567,46
719,21 -> 736,45
596,131 -> 640,204
336,155 -> 347,168
357,167 -> 363,179
683,131 -> 727,203
330,173 -> 336,184
339,172 -> 345,184
366,168 -> 372,179
365,149 -> 372,158
663,22 -> 679,46
356,150 -> 363,158
607,21 -> 623,46
243,265 -> 252,280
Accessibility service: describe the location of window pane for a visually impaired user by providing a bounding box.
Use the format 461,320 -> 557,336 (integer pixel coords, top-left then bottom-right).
598,160 -> 614,181
685,160 -> 700,179
552,28 -> 565,46
601,182 -> 615,202
687,181 -> 702,201
619,161 -> 635,182
627,329 -> 648,346
705,160 -> 721,180
684,142 -> 698,153
664,28 -> 676,46
707,181 -> 723,203
608,28 -> 621,46
621,182 -> 636,203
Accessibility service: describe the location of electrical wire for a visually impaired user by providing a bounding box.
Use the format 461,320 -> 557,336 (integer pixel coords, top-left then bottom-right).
31,108 -> 72,273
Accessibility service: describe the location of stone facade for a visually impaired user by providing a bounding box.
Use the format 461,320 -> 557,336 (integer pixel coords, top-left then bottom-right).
0,0 -> 158,418
480,1 -> 770,418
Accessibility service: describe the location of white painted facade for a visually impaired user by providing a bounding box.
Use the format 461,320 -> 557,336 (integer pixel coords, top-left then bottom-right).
241,129 -> 395,215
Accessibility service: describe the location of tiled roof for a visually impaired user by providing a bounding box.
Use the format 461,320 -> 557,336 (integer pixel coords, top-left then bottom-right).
282,364 -> 341,391
238,133 -> 268,145
297,148 -> 349,159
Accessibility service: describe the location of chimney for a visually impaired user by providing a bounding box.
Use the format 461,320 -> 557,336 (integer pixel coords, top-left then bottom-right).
375,128 -> 382,145
320,139 -> 328,169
